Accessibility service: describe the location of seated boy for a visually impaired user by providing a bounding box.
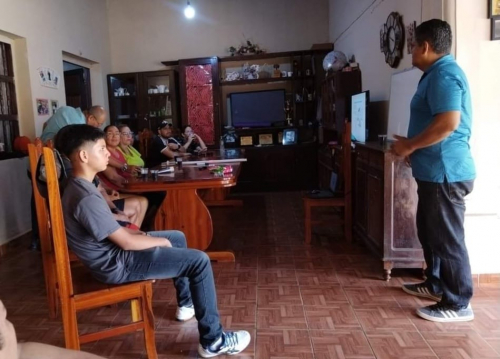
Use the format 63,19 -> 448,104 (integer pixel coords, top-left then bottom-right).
0,300 -> 104,359
56,124 -> 250,358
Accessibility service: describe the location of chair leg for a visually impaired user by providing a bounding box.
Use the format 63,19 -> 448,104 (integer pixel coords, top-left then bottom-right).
304,200 -> 312,245
142,284 -> 158,359
61,299 -> 80,350
131,299 -> 142,322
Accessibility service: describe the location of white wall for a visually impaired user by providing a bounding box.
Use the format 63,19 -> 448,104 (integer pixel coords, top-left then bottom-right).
107,0 -> 330,73
456,0 -> 500,274
0,0 -> 112,138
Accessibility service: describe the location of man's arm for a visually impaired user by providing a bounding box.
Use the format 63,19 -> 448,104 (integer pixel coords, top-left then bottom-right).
108,227 -> 171,251
18,342 -> 106,359
160,146 -> 177,159
391,111 -> 460,157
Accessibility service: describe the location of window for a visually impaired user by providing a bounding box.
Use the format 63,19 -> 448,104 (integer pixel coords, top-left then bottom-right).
0,41 -> 18,152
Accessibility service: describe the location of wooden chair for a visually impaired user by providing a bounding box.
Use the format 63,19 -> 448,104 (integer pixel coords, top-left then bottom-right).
41,147 -> 158,357
303,121 -> 352,244
138,128 -> 153,160
28,140 -> 58,318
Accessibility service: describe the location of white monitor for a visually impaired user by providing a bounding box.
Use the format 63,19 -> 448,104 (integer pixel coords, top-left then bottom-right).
351,91 -> 369,142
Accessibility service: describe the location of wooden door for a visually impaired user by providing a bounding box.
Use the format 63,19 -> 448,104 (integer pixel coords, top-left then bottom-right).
64,68 -> 91,110
179,57 -> 220,146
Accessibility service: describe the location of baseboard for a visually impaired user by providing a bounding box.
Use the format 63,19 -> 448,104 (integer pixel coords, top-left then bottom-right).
472,273 -> 500,287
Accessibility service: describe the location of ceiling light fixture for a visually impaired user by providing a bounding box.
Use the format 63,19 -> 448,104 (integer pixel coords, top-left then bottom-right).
184,1 -> 195,19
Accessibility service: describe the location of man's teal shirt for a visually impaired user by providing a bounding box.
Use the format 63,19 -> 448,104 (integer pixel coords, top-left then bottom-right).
41,106 -> 85,142
408,54 -> 475,183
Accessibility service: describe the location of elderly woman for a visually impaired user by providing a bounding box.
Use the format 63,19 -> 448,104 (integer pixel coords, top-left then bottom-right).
98,125 -> 148,228
117,125 -> 145,167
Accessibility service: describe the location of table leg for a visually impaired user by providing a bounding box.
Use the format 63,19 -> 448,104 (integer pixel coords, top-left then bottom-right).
200,188 -> 243,207
154,188 -> 235,262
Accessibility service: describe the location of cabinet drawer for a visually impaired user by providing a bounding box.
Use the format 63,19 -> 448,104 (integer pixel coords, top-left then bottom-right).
369,151 -> 384,170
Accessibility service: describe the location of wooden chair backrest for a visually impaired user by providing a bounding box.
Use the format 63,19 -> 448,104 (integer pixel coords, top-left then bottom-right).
138,128 -> 153,160
28,141 -> 52,255
43,147 -> 76,299
334,120 -> 352,196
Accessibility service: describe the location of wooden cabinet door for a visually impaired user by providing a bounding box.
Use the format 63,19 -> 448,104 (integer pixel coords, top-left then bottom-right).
179,57 -> 220,146
367,169 -> 384,250
354,164 -> 368,232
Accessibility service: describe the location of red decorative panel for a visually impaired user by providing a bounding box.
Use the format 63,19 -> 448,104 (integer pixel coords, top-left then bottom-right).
185,65 -> 214,145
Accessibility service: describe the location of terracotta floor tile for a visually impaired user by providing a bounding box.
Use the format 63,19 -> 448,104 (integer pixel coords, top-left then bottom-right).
256,330 -> 314,359
354,307 -> 415,332
304,305 -> 360,330
309,330 -> 375,359
257,305 -> 307,330
216,284 -> 257,306
366,331 -> 437,359
300,286 -> 349,306
258,269 -> 298,286
296,269 -> 339,286
258,285 -> 302,307
421,331 -> 500,358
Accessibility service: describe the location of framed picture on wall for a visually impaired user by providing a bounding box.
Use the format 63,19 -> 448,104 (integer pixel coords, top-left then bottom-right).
492,16 -> 500,40
282,128 -> 298,145
490,0 -> 500,17
258,133 -> 273,145
240,135 -> 253,146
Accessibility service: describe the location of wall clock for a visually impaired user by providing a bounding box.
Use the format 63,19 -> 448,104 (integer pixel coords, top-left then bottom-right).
380,12 -> 404,68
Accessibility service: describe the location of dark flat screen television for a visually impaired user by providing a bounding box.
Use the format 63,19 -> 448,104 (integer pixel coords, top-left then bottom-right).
230,89 -> 285,127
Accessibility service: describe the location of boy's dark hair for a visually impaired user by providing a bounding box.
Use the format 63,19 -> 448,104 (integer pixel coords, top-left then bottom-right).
415,19 -> 452,54
55,124 -> 105,157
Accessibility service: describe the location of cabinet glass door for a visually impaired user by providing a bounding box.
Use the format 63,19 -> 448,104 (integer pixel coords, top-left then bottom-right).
142,73 -> 173,131
108,73 -> 138,130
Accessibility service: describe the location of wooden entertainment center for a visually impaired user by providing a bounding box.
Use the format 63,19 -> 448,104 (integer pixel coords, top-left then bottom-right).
108,48 -> 362,191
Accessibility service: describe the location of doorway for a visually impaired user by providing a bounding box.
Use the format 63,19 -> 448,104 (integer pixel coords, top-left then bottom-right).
63,61 -> 91,110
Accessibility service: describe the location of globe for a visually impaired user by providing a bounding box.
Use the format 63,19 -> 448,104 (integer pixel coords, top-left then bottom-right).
322,51 -> 348,72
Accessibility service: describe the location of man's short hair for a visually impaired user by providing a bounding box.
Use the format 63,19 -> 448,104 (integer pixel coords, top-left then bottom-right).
415,19 -> 452,55
55,124 -> 105,157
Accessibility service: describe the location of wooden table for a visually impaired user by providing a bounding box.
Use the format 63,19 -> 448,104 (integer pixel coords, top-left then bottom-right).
124,154 -> 244,262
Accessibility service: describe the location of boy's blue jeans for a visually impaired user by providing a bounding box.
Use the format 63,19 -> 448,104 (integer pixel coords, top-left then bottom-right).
122,230 -> 222,346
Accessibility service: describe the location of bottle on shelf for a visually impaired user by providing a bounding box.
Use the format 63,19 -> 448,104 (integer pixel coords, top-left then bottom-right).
220,136 -> 225,152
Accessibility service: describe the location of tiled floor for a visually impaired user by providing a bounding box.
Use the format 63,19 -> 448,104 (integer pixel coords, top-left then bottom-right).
0,192 -> 499,358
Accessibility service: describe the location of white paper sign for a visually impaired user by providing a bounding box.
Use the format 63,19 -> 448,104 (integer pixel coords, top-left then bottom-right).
37,67 -> 60,89
387,67 -> 422,139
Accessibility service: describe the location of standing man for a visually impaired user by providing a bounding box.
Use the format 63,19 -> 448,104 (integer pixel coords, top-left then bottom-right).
41,106 -> 107,142
391,19 -> 475,322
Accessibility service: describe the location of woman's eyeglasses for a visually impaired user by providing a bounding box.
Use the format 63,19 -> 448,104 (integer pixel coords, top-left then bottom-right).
120,132 -> 134,137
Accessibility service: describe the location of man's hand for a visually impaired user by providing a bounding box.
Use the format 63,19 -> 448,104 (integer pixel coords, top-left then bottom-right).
390,135 -> 415,157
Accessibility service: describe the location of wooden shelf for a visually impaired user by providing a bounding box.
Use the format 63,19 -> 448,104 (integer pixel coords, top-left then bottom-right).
147,93 -> 171,97
220,77 -> 291,86
113,95 -> 136,99
220,75 -> 316,87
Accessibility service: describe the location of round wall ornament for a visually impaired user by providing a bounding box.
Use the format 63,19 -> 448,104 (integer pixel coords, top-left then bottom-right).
380,12 -> 404,68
